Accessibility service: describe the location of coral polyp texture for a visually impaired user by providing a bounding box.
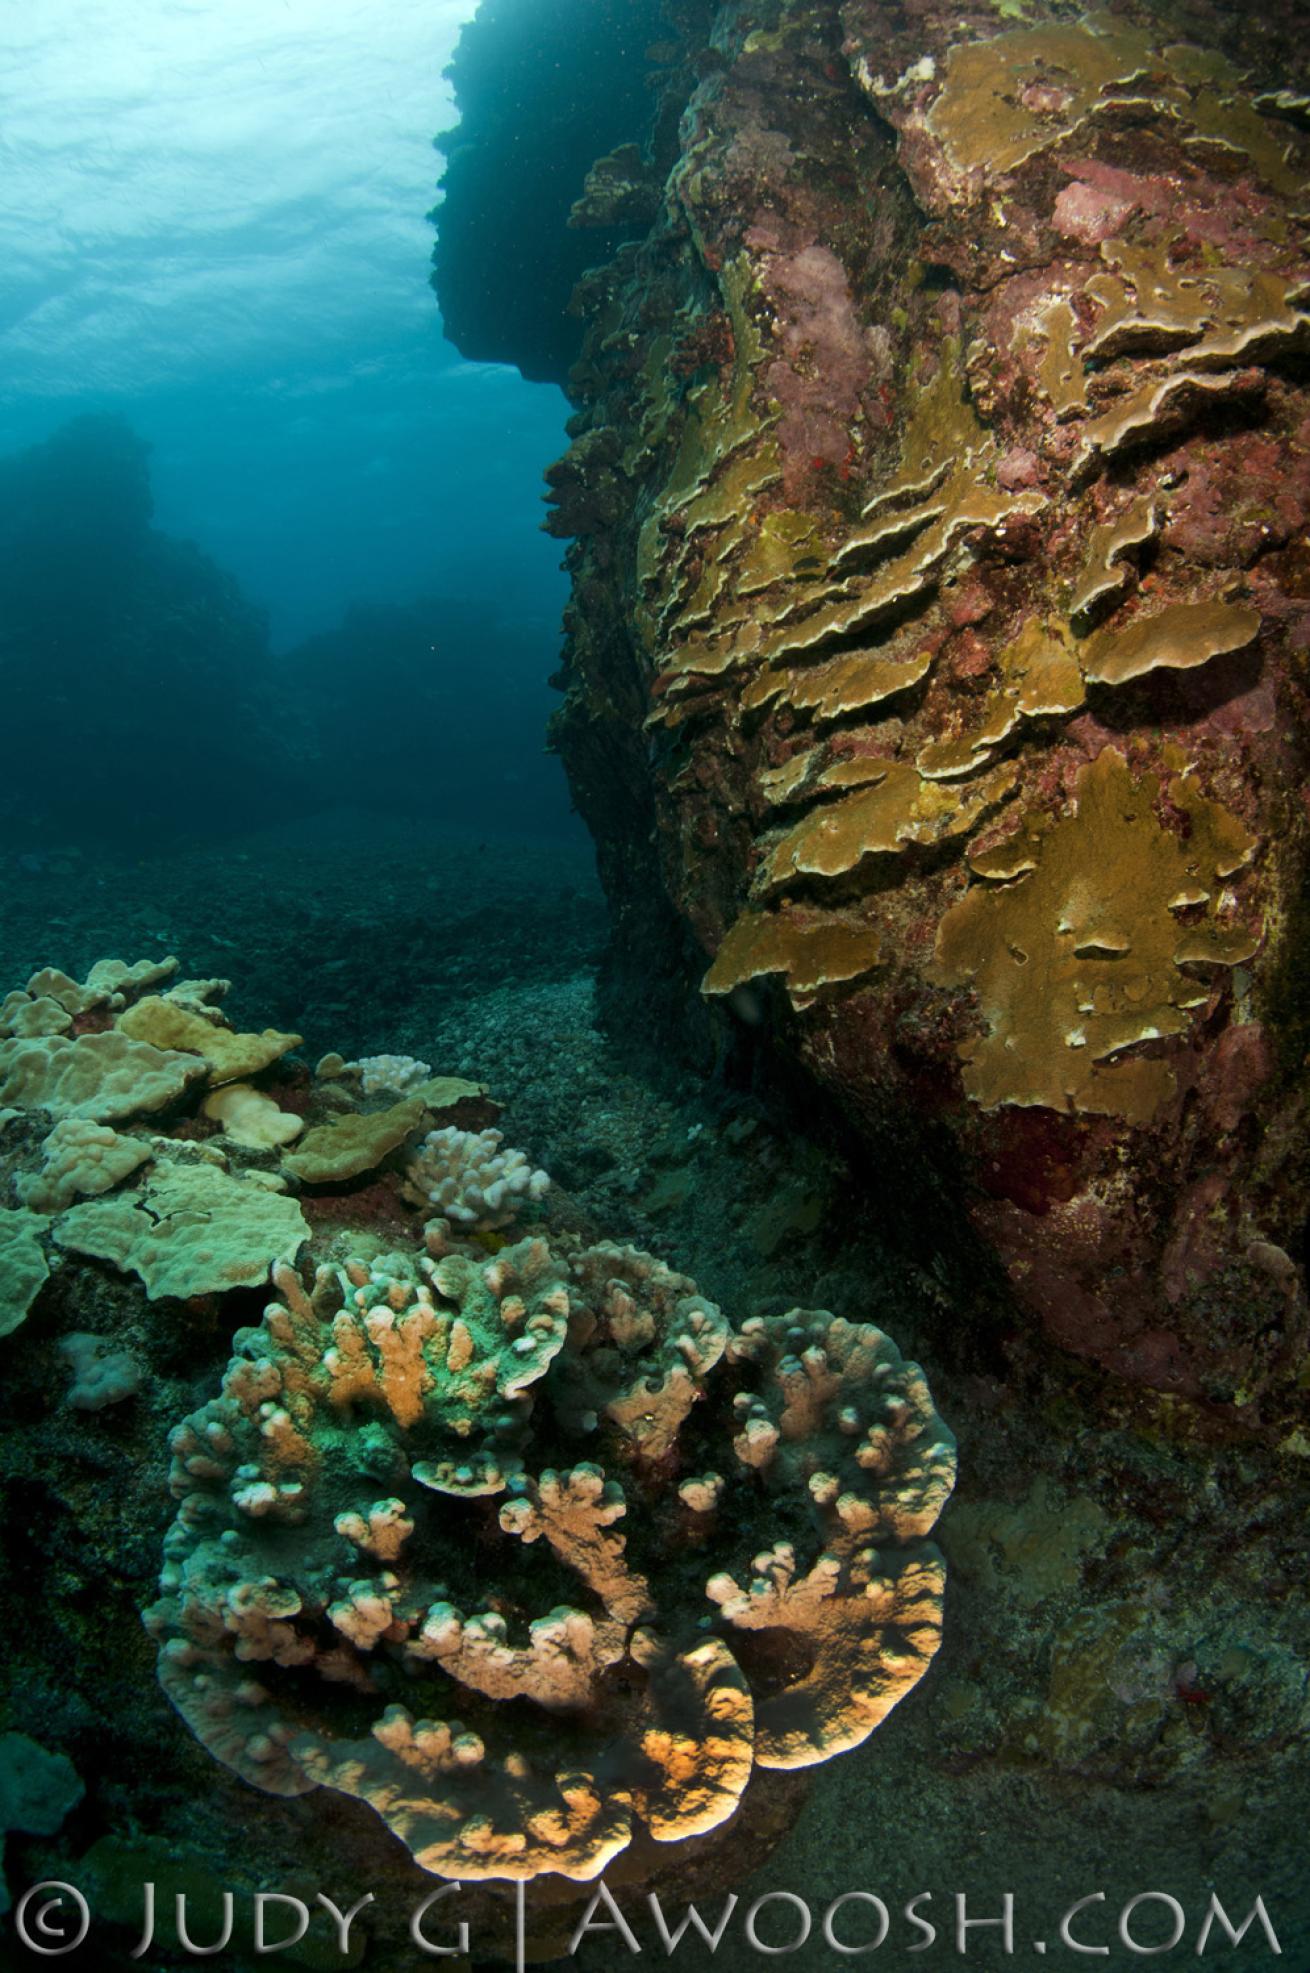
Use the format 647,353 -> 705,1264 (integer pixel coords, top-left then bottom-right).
147,1228 -> 954,1882
400,1124 -> 551,1228
0,953 -> 954,1884
460,0 -> 1310,1410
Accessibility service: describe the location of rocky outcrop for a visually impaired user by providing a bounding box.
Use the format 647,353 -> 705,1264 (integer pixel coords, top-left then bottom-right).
451,0 -> 1310,1415
431,0 -> 681,384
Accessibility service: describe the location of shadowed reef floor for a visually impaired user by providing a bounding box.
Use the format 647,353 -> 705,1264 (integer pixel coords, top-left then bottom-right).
0,812 -> 1305,1971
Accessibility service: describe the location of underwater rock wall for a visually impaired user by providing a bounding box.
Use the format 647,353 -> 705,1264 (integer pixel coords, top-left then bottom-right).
511,0 -> 1310,1414
432,0 -> 684,384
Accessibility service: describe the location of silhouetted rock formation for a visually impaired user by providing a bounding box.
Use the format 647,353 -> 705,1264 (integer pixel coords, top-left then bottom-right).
0,415 -> 276,839
431,0 -> 679,384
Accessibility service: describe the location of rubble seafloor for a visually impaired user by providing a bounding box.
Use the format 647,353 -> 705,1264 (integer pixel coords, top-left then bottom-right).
0,808 -> 1305,1972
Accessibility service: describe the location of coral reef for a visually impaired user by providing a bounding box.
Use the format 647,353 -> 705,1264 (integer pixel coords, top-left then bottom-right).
59,1330 -> 143,1411
481,0 -> 1310,1412
148,1223 -> 952,1884
116,998 -> 303,1084
17,1118 -> 155,1214
348,1053 -> 433,1096
3,879 -> 1310,1964
400,1123 -> 551,1227
282,1096 -> 431,1187
0,955 -> 491,1337
202,1084 -> 304,1151
0,951 -> 953,1899
0,1207 -> 51,1337
54,1161 -> 311,1302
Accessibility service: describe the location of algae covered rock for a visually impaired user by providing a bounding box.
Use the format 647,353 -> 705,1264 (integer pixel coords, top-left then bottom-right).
0,1734 -> 84,1916
465,0 -> 1310,1411
432,0 -> 673,384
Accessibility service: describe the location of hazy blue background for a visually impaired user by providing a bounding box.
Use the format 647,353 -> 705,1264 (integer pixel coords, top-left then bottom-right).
0,0 -> 569,651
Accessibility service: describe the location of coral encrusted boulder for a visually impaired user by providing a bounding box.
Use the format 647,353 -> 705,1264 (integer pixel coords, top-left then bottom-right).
459,0 -> 1310,1410
148,1227 -> 954,1882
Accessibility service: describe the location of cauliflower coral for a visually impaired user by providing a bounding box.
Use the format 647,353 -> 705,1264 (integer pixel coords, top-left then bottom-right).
400,1124 -> 550,1228
148,1217 -> 954,1883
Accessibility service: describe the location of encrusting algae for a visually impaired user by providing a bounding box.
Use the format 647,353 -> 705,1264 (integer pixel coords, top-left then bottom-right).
537,0 -> 1310,1400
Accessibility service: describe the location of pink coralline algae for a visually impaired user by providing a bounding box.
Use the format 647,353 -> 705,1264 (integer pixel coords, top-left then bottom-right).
544,0 -> 1310,1416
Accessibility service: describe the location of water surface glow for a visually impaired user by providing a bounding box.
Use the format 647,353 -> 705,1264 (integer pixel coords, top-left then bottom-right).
0,0 -> 567,645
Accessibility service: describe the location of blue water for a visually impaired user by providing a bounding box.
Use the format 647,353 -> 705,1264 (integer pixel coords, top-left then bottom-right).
0,0 -> 578,835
